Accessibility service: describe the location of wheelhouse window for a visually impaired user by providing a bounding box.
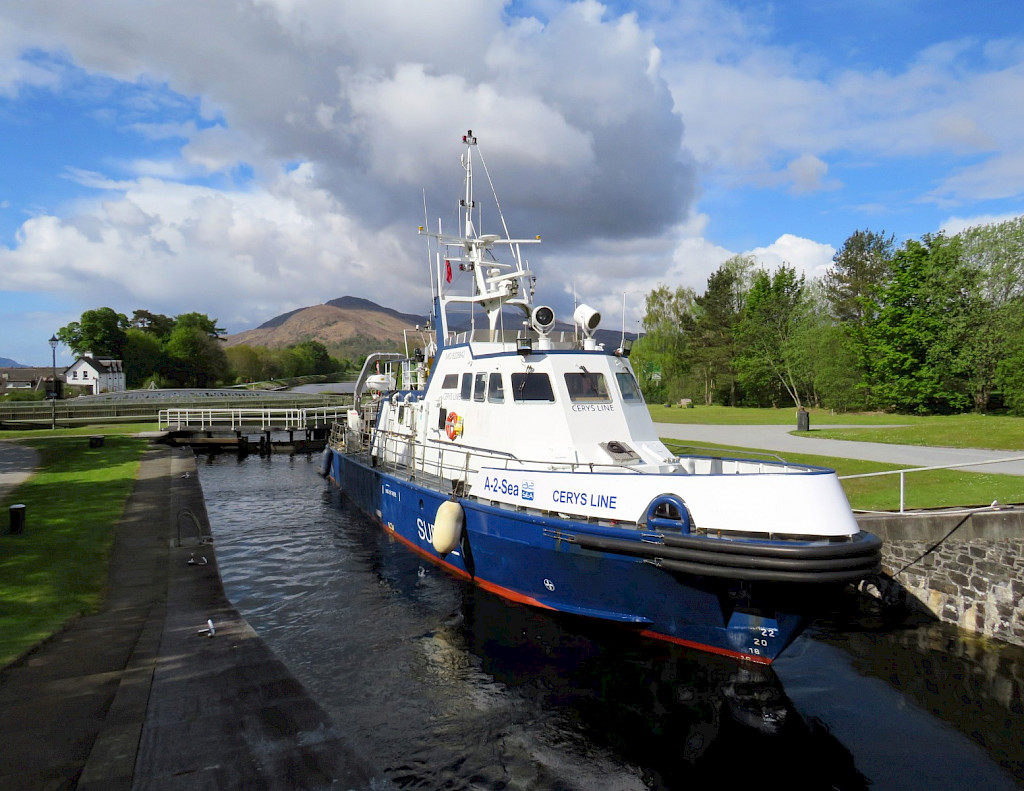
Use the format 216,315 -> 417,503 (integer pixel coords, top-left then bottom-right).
511,372 -> 555,402
487,372 -> 504,403
461,373 -> 473,400
615,372 -> 643,403
564,372 -> 610,403
473,372 -> 486,402
441,374 -> 458,389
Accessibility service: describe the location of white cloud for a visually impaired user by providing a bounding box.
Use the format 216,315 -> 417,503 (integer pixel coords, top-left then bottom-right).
940,211 -> 1024,236
0,167 -> 426,332
746,234 -> 836,281
2,0 -> 1024,366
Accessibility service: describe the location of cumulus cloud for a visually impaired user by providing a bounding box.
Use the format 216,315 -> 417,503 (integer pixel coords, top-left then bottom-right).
2,0 -> 1024,364
746,234 -> 836,281
661,9 -> 1024,206
0,0 -> 700,353
0,166 -> 421,331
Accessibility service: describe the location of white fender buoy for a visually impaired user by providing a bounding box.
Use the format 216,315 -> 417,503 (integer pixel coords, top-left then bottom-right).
432,500 -> 464,555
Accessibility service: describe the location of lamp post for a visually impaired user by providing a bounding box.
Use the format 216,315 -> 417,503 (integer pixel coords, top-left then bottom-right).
49,334 -> 58,430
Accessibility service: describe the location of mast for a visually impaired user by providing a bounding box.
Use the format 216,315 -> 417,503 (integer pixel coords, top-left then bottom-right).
420,131 -> 542,343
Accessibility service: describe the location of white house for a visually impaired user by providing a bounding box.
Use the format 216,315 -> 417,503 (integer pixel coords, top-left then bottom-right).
64,356 -> 126,394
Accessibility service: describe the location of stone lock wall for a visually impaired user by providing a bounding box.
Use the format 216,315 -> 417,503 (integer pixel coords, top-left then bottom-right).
857,508 -> 1024,649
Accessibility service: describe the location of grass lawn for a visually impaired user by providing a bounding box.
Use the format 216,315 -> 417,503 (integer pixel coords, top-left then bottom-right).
648,404 -> 914,426
0,435 -> 148,667
0,422 -> 158,440
810,414 -> 1024,452
650,405 -> 1024,452
661,439 -> 1024,512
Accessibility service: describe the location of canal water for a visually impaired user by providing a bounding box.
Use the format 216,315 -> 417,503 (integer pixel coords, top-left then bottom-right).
198,454 -> 1024,790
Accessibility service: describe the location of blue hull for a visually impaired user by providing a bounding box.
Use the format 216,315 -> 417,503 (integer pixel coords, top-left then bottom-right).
328,449 -> 815,663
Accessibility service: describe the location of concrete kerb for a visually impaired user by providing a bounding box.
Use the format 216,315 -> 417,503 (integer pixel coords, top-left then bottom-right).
133,448 -> 378,789
0,441 -> 378,790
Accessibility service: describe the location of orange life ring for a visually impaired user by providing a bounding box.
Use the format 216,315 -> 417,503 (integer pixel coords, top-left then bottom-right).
445,411 -> 463,440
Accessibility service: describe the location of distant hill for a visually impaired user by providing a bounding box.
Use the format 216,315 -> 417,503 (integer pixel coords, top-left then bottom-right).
224,297 -> 427,360
224,295 -> 634,360
0,357 -> 26,368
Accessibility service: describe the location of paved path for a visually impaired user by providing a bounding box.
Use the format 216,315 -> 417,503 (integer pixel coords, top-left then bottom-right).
0,442 -> 377,790
655,423 -> 1024,476
0,442 -> 38,504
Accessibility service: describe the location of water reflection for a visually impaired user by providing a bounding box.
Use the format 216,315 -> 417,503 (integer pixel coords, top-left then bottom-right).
198,454 -> 1022,790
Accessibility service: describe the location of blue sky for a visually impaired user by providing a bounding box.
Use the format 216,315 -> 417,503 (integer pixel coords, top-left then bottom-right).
2,0 -> 1023,365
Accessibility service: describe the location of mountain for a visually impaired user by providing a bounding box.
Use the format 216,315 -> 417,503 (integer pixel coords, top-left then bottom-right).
223,296 -> 635,360
223,297 -> 427,359
0,357 -> 27,368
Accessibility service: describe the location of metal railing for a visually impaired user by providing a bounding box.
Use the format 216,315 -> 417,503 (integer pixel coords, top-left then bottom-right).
839,454 -> 1024,513
159,406 -> 350,431
0,392 -> 347,427
331,421 -> 827,495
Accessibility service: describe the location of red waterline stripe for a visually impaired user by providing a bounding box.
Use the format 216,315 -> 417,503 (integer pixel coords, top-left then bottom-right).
385,520 -> 772,664
638,629 -> 774,665
336,485 -> 774,666
379,519 -> 556,612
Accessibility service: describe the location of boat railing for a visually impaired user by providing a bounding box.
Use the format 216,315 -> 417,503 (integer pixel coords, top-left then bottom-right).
446,329 -> 582,350
363,427 -> 658,492
662,442 -> 788,466
329,423 -> 830,485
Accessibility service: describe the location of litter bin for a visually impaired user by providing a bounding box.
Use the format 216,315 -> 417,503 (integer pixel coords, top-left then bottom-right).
796,409 -> 810,432
8,504 -> 25,535
89,435 -> 105,448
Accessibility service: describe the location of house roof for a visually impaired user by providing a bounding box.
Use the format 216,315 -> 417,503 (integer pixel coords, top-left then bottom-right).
0,367 -> 58,382
66,357 -> 123,374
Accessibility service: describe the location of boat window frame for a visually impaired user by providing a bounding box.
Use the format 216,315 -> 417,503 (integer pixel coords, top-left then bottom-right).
487,372 -> 504,403
615,371 -> 644,403
473,372 -> 487,402
563,371 -> 611,403
460,373 -> 473,400
511,372 -> 556,403
441,374 -> 459,389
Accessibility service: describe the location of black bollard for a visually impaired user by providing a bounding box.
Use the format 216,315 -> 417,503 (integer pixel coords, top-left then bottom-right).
8,504 -> 26,535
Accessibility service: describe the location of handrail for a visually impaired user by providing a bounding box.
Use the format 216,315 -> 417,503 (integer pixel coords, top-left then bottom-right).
839,454 -> 1024,513
159,406 -> 349,431
337,423 -> 821,488
662,442 -> 787,465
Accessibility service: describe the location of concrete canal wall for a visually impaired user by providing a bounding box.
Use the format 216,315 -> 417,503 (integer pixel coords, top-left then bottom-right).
857,507 -> 1024,648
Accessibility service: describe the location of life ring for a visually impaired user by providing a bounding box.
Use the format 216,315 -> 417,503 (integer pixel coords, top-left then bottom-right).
445,411 -> 463,440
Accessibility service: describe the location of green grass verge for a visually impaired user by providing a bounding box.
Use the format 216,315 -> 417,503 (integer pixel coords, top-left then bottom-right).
649,405 -> 1024,451
0,436 -> 148,667
0,422 -> 158,440
662,439 -> 1024,512
648,404 -> 915,426
809,414 -> 1024,451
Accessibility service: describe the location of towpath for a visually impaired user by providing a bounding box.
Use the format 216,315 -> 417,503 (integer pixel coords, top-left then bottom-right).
0,442 -> 38,503
654,423 -> 1024,476
0,441 -> 377,790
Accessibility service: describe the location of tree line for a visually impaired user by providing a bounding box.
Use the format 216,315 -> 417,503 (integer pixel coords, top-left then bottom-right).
632,216 -> 1024,415
56,308 -> 355,389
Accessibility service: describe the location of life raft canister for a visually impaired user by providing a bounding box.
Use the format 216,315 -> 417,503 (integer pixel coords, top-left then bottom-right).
433,499 -> 464,555
445,411 -> 463,441
646,494 -> 691,534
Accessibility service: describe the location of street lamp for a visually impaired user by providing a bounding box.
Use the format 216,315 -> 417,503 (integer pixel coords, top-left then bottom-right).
49,334 -> 58,430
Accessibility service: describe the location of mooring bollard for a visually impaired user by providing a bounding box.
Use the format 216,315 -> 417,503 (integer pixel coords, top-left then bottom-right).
8,504 -> 26,535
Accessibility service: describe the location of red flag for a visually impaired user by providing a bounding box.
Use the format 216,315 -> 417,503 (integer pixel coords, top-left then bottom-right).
445,259 -> 452,283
